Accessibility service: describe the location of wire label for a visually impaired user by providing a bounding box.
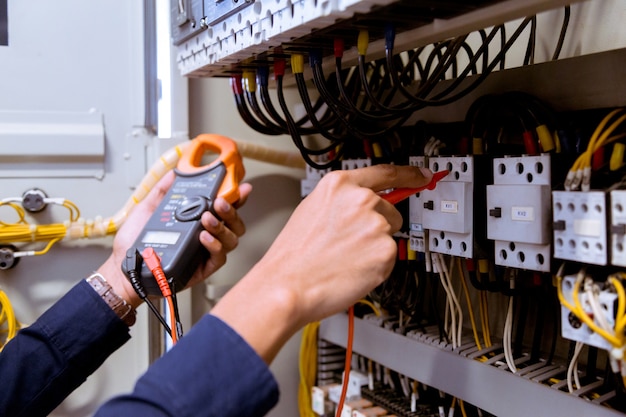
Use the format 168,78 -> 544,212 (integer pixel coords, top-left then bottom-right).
511,206 -> 534,221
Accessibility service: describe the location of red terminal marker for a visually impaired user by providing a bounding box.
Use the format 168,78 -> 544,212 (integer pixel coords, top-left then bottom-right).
381,170 -> 449,204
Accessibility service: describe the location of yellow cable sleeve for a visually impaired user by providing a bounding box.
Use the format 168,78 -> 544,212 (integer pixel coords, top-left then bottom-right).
536,124 -> 555,153
611,143 -> 626,171
242,71 -> 257,93
357,30 -> 369,56
472,138 -> 483,155
291,54 -> 304,74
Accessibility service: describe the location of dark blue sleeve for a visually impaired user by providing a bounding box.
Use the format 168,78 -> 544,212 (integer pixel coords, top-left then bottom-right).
0,280 -> 131,417
95,314 -> 280,417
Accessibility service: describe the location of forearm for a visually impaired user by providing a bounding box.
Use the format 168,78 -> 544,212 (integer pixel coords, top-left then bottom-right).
95,314 -> 279,417
210,258 -> 301,365
0,280 -> 131,417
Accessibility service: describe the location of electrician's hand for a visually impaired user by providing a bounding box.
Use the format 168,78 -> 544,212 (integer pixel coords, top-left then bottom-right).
98,170 -> 252,308
211,164 -> 432,364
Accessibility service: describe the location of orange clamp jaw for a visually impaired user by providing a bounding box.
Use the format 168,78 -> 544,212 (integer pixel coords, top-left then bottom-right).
381,170 -> 449,204
176,134 -> 246,205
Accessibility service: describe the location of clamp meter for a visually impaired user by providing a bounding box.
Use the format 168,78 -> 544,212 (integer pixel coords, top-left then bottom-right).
123,134 -> 245,296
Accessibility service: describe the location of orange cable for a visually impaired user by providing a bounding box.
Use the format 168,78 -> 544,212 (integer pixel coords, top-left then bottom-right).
142,247 -> 178,344
335,306 -> 354,417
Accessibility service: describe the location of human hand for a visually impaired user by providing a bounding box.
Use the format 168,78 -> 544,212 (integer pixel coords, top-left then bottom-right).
211,164 -> 432,363
98,170 -> 252,308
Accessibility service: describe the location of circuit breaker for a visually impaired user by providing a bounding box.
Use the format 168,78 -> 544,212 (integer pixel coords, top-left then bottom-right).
421,156 -> 474,258
553,190 -> 609,265
487,155 -> 552,271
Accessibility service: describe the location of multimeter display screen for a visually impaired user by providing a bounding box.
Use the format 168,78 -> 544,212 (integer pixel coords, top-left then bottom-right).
142,231 -> 181,245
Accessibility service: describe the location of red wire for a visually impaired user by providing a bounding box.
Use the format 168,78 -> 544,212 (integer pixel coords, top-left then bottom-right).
166,296 -> 178,344
335,305 -> 354,417
142,247 -> 178,344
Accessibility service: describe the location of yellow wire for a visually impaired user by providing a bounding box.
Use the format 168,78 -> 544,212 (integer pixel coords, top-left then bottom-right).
576,109 -> 624,170
610,275 -> 626,342
460,399 -> 468,417
479,291 -> 492,348
0,289 -> 19,351
457,257 -> 482,350
583,113 -> 626,169
61,199 -> 81,222
32,238 -> 61,256
0,202 -> 27,225
356,298 -> 381,316
557,273 -> 622,348
299,321 -> 320,417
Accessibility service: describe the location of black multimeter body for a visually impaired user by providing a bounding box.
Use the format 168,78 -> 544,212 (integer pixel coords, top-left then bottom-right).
124,162 -> 227,296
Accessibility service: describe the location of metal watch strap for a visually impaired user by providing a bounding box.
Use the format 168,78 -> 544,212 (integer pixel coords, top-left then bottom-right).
86,272 -> 136,327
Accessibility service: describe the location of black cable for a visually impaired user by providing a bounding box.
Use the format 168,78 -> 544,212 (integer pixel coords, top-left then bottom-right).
552,6 -> 571,60
276,74 -> 340,170
168,278 -> 184,339
244,89 -> 286,135
258,67 -> 335,136
312,57 -> 412,137
232,76 -> 283,135
124,249 -> 172,335
523,16 -> 537,66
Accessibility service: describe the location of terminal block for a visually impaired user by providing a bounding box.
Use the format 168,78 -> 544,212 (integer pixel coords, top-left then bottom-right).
487,155 -> 552,272
560,275 -> 616,351
341,158 -> 372,171
553,190 -> 608,265
422,156 -> 474,258
300,164 -> 332,198
610,190 -> 626,267
408,156 -> 427,253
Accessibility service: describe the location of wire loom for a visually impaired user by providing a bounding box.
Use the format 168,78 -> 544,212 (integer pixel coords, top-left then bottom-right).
230,7 -> 571,170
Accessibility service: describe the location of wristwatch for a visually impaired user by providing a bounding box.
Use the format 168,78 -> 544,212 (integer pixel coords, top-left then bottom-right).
86,272 -> 137,327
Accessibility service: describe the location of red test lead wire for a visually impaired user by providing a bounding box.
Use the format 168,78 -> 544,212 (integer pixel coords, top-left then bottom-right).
381,169 -> 449,205
142,247 -> 178,344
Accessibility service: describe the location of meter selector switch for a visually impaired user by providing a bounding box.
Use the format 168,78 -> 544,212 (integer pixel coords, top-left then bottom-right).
174,196 -> 210,222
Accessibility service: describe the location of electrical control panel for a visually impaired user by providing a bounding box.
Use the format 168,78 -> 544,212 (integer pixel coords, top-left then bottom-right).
172,0 -> 577,78
422,156 -> 474,258
553,190 -> 609,266
487,155 -> 552,271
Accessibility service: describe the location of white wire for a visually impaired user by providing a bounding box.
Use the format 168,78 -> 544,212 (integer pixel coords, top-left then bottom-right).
441,254 -> 463,348
567,342 -> 585,393
434,254 -> 456,348
503,294 -> 516,373
584,277 -> 612,332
